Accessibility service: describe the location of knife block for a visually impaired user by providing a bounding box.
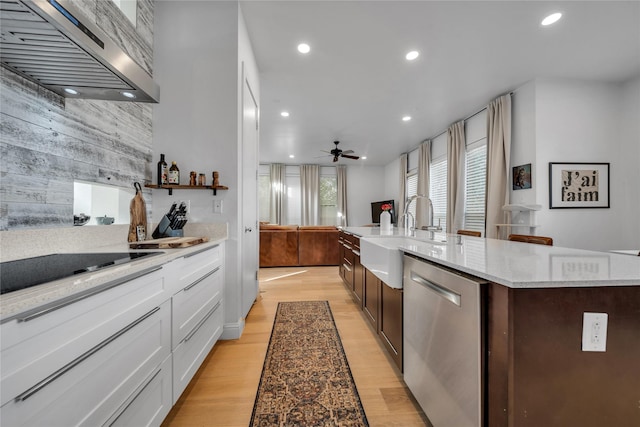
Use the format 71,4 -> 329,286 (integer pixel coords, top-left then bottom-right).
151,215 -> 184,239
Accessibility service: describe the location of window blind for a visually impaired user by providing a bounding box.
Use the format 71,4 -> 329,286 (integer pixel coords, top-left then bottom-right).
406,172 -> 418,224
429,157 -> 447,232
464,143 -> 487,234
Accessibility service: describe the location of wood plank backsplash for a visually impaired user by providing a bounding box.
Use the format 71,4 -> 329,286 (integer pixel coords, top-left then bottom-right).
0,0 -> 155,230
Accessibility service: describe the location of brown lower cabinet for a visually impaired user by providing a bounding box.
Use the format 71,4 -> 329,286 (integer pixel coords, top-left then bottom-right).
363,269 -> 380,329
343,260 -> 402,371
379,281 -> 402,370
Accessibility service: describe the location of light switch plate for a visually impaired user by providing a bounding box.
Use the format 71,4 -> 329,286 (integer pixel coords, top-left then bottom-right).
213,199 -> 223,214
582,312 -> 608,352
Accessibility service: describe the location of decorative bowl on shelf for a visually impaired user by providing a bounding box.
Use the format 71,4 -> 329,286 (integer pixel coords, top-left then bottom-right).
74,213 -> 91,226
96,215 -> 115,225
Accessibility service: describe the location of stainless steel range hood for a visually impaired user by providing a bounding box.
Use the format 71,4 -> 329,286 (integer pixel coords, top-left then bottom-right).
0,0 -> 159,103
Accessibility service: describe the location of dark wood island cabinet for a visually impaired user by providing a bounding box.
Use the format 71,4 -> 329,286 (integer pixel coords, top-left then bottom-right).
340,229 -> 403,371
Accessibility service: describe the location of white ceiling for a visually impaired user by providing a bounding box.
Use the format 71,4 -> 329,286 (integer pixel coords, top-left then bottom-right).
240,1 -> 640,166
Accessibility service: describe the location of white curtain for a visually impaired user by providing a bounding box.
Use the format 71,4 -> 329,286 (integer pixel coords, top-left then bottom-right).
416,140 -> 431,228
486,94 -> 512,239
337,165 -> 348,227
269,163 -> 286,224
397,154 -> 408,227
447,121 -> 466,233
300,164 -> 320,226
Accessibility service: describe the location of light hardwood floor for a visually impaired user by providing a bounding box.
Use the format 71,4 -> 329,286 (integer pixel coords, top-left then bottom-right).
162,266 -> 428,427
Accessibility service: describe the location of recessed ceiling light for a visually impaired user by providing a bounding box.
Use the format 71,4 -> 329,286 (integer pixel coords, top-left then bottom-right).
541,12 -> 562,26
64,88 -> 78,95
361,156 -> 367,160
297,43 -> 310,54
402,116 -> 412,122
281,111 -> 290,117
405,51 -> 419,61
289,154 -> 295,158
121,91 -> 136,99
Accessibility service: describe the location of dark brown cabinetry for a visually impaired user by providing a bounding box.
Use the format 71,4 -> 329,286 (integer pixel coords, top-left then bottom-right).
339,231 -> 362,307
338,232 -> 403,371
363,269 -> 380,329
379,283 -> 403,370
486,283 -> 640,427
352,236 -> 364,306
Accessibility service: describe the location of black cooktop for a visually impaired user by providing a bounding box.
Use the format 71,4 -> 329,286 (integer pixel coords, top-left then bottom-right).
0,252 -> 161,295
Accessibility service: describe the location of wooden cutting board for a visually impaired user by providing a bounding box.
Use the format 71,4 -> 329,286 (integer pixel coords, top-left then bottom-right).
129,236 -> 209,249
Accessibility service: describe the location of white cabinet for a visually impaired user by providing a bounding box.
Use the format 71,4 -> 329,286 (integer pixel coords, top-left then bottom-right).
171,244 -> 224,347
108,355 -> 173,427
1,267 -> 168,408
0,242 -> 226,427
170,243 -> 225,403
172,300 -> 223,403
1,299 -> 171,427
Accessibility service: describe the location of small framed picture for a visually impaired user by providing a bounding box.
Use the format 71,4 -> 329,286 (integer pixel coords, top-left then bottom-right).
512,163 -> 532,190
549,162 -> 610,209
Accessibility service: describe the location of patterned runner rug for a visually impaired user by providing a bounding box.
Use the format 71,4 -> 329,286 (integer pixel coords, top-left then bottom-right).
250,301 -> 369,426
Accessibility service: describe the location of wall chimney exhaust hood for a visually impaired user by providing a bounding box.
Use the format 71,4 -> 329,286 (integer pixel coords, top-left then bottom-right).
0,0 -> 159,103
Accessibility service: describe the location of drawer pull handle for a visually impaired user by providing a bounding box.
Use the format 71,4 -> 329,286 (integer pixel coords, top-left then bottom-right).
15,306 -> 161,402
183,266 -> 220,291
410,271 -> 461,307
353,250 -> 360,256
343,263 -> 352,272
183,301 -> 221,343
108,368 -> 162,426
15,266 -> 162,323
184,244 -> 219,258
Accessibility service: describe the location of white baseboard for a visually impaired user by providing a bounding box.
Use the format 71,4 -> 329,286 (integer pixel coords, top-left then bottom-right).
221,318 -> 245,340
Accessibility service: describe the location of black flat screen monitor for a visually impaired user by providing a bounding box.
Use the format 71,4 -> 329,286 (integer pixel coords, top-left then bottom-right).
371,200 -> 396,224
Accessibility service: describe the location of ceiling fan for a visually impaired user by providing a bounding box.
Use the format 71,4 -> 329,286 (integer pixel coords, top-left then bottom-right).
321,140 -> 360,162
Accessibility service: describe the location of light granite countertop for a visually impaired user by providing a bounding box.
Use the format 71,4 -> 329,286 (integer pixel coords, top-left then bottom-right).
0,223 -> 227,322
343,226 -> 640,289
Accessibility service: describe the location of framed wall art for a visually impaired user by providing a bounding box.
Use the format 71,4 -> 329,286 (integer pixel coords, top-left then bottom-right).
512,163 -> 532,190
549,162 -> 610,209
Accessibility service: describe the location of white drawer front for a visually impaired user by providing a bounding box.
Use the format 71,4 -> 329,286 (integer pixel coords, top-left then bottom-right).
173,244 -> 223,293
172,265 -> 223,347
172,301 -> 223,403
1,268 -> 168,407
0,300 -> 171,427
108,355 -> 173,427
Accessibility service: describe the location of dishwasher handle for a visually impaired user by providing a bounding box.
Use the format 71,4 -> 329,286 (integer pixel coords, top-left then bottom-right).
410,271 -> 461,307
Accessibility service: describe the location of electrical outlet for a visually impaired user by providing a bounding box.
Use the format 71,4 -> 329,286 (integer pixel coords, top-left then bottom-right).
582,312 -> 608,352
213,199 -> 223,214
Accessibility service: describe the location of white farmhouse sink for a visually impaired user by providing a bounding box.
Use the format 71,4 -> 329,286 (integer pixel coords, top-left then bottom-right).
360,236 -> 448,289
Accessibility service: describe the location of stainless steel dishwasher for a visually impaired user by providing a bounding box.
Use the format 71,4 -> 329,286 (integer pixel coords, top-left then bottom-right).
403,254 -> 486,427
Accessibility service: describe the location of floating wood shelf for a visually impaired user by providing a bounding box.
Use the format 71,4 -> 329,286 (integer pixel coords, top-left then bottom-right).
145,184 -> 228,196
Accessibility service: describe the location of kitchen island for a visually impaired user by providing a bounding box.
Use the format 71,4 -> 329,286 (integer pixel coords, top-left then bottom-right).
343,226 -> 640,427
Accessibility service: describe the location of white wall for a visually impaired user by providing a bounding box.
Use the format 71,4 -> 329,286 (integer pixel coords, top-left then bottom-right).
618,76 -> 640,249
346,165 -> 386,226
154,1 -> 259,338
531,78 -> 636,250
384,157 -> 401,214
510,81 -> 537,206
384,76 -> 640,250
